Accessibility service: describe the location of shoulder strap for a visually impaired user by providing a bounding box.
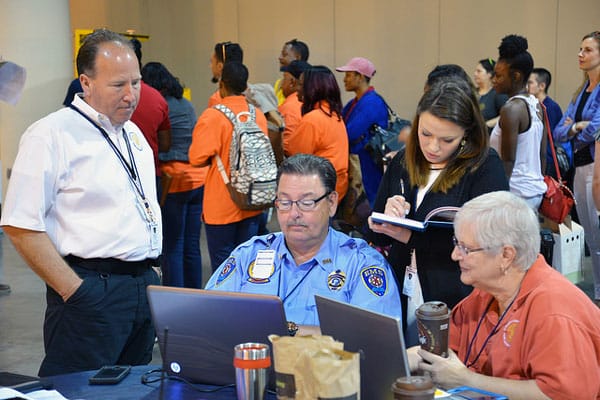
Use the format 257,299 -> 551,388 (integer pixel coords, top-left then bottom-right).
540,102 -> 562,182
213,103 -> 237,125
214,102 -> 256,124
215,154 -> 230,185
374,92 -> 397,118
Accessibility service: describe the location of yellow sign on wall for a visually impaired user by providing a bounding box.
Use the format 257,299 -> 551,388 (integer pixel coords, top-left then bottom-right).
72,29 -> 150,77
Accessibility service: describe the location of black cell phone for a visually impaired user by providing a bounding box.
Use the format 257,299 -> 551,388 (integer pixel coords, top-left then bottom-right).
88,365 -> 131,385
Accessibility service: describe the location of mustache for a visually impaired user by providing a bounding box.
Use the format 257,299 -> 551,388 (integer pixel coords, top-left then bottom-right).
286,222 -> 308,228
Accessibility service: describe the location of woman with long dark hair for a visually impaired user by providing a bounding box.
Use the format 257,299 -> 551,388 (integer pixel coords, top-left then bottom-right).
285,65 -> 349,199
142,62 -> 205,288
367,77 -> 508,344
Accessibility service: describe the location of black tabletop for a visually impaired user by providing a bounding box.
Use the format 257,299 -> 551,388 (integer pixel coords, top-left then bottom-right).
48,365 -> 277,400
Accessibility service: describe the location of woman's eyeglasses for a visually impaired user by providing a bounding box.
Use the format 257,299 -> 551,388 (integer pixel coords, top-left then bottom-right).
452,235 -> 489,256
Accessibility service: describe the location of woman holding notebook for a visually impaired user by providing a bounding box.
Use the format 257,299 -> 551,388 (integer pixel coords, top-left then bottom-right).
367,75 -> 508,341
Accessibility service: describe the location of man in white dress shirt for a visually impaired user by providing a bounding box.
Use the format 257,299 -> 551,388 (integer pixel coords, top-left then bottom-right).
0,29 -> 162,376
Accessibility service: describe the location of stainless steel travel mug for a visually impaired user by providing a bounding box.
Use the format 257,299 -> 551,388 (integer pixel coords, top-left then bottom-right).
234,342 -> 271,400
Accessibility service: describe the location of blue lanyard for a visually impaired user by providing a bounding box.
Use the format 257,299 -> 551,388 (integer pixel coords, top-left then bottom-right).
69,105 -> 146,201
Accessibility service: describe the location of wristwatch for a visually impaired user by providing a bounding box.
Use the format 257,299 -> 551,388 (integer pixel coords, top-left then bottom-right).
287,321 -> 298,337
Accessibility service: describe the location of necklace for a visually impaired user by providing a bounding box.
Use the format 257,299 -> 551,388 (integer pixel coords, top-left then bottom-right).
463,289 -> 520,368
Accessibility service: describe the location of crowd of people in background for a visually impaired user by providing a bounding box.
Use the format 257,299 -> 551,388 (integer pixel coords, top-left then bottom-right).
1,27 -> 599,398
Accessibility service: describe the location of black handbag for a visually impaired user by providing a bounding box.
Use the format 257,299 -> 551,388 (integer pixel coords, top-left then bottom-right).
366,97 -> 411,167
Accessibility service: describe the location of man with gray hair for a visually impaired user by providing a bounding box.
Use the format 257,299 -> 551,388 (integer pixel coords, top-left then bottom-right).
1,29 -> 161,376
205,154 -> 401,336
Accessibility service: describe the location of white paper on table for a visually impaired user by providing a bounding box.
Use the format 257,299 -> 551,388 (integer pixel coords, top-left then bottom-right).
0,388 -> 69,400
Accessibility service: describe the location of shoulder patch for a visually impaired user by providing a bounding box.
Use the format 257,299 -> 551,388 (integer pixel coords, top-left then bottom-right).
216,257 -> 236,286
361,266 -> 388,297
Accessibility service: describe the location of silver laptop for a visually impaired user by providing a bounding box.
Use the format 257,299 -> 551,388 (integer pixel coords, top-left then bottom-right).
146,285 -> 288,387
315,295 -> 410,400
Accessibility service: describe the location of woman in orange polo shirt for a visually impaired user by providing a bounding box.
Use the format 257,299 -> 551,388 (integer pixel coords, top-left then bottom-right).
285,66 -> 349,200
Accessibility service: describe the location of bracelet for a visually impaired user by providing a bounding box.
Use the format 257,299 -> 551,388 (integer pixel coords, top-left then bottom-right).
571,123 -> 578,134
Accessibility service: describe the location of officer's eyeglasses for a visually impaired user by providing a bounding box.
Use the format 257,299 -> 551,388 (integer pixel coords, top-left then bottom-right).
274,191 -> 331,212
452,235 -> 489,256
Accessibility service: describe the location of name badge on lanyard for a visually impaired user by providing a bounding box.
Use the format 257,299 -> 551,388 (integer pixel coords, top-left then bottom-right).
250,250 -> 276,280
135,194 -> 160,250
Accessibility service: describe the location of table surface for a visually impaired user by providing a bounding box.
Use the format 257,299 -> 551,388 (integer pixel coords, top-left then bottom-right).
48,365 -> 277,400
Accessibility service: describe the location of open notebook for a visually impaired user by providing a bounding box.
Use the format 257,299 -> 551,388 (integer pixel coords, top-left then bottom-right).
371,206 -> 459,231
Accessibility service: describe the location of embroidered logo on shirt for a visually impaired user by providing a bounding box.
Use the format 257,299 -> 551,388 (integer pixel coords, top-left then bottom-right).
327,269 -> 346,291
503,319 -> 519,347
216,257 -> 236,286
128,131 -> 144,151
361,266 -> 387,297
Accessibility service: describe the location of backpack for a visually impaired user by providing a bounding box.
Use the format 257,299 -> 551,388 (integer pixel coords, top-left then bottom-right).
214,103 -> 277,210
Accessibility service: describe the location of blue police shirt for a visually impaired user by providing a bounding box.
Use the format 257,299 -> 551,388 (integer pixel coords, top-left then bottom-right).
205,228 -> 402,325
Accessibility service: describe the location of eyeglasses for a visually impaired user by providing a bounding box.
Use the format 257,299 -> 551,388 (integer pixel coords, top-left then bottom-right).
452,235 -> 488,256
274,191 -> 331,212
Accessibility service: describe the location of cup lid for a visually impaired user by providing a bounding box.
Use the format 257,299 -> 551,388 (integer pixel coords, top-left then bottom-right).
392,375 -> 435,390
416,301 -> 449,317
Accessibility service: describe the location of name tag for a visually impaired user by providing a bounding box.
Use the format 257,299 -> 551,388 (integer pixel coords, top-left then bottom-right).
250,250 -> 276,280
402,266 -> 418,298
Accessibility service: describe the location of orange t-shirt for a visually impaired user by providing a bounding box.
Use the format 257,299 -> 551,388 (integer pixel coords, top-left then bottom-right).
285,101 -> 349,199
160,161 -> 207,193
189,95 -> 267,225
208,90 -> 223,108
278,92 -> 302,144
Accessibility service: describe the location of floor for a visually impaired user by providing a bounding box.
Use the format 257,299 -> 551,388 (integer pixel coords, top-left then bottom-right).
0,224 -> 595,378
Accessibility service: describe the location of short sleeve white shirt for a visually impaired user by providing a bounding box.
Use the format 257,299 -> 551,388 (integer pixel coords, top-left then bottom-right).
0,95 -> 162,260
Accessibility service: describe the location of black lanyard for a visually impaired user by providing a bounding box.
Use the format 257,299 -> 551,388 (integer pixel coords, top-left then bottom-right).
277,257 -> 317,304
463,293 -> 518,368
69,105 -> 147,201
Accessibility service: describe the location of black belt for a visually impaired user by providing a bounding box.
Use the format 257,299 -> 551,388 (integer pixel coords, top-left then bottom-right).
64,255 -> 157,276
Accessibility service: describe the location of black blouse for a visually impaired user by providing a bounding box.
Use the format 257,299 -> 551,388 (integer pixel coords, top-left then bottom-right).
367,147 -> 509,311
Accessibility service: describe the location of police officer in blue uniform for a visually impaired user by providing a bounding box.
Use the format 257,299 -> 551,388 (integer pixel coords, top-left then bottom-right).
205,154 -> 402,334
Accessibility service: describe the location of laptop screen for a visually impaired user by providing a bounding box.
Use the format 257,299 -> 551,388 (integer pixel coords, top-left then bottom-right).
147,285 -> 288,387
315,294 -> 410,400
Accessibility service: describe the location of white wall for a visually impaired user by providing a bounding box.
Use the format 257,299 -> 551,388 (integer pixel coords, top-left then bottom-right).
0,0 -> 72,200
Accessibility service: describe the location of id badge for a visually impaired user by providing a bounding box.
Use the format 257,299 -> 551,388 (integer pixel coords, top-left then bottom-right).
149,221 -> 160,250
250,250 -> 276,280
402,266 -> 418,297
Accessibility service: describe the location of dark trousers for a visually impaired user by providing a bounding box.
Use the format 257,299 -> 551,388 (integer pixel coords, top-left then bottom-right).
205,214 -> 262,272
39,262 -> 160,377
161,186 -> 204,288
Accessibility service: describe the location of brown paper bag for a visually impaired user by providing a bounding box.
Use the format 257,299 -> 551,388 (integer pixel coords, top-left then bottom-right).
268,335 -> 344,399
297,348 -> 360,400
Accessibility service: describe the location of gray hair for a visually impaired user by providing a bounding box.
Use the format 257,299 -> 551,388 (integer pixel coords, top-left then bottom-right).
276,153 -> 336,194
454,191 -> 539,269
